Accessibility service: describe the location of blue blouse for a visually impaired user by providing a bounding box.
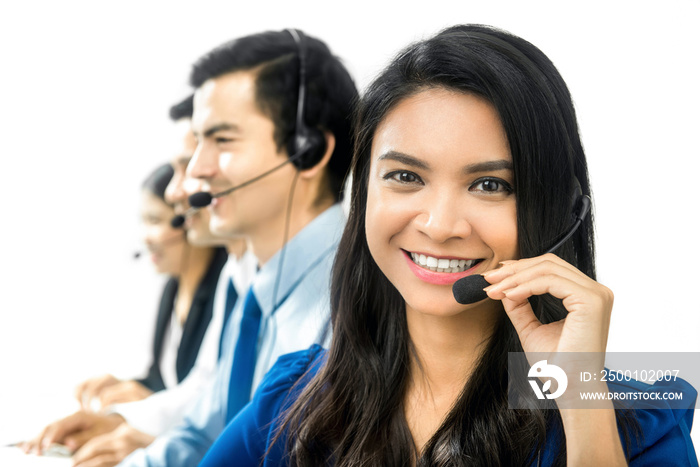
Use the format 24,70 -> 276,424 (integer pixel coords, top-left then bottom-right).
199,345 -> 698,467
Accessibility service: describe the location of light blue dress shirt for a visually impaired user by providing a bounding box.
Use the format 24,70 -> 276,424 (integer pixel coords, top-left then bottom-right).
118,204 -> 345,466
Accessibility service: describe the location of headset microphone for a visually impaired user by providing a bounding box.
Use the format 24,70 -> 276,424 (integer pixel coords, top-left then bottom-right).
189,191 -> 214,208
171,213 -> 187,228
186,147 -> 309,209
169,190 -> 214,228
170,187 -> 241,227
452,194 -> 591,305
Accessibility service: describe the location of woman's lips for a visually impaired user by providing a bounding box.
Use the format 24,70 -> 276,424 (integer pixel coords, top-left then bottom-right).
402,249 -> 482,286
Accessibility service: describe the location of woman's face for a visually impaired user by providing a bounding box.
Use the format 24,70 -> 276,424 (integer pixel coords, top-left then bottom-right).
365,88 -> 519,317
141,190 -> 186,275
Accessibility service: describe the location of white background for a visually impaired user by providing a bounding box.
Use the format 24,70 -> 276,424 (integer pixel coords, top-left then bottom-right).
1,0 -> 698,451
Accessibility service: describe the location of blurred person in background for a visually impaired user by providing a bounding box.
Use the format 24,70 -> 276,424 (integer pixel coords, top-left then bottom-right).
61,96 -> 256,467
22,142 -> 234,464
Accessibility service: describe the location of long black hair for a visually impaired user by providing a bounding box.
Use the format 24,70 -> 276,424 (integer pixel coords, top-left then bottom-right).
277,24 -> 635,466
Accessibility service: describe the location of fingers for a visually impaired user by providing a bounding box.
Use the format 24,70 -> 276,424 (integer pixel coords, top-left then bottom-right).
482,253 -> 613,353
483,253 -> 611,313
21,411 -> 91,455
45,413 -> 90,451
72,424 -> 147,467
64,428 -> 102,452
498,294 -> 541,337
20,428 -> 49,455
61,413 -> 124,452
72,433 -> 113,466
484,254 -> 585,290
75,375 -> 119,410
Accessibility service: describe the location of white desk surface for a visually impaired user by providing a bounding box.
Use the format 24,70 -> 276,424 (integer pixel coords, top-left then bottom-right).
0,446 -> 71,467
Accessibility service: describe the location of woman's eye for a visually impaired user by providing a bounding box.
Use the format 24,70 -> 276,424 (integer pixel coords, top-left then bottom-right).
216,137 -> 234,144
385,170 -> 422,184
470,178 -> 513,194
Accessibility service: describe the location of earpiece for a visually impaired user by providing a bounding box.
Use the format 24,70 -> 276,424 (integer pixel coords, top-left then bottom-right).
570,176 -> 585,220
287,29 -> 326,170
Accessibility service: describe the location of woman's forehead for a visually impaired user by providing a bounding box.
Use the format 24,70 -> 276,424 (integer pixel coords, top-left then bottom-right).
371,89 -> 511,169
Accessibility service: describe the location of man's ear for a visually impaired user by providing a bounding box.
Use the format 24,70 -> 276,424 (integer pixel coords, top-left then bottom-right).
298,131 -> 335,179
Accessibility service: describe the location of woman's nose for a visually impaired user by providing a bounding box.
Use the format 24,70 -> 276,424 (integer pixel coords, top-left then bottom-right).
414,192 -> 472,243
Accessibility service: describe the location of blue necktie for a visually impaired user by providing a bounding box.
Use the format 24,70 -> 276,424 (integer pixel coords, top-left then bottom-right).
218,278 -> 238,360
226,287 -> 262,422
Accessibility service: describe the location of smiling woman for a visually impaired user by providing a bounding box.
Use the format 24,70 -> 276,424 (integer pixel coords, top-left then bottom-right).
196,24 -> 697,467
366,89 -> 518,311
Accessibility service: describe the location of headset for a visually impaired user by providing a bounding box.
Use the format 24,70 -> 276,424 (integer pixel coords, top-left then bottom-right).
172,28 -> 327,226
286,29 -> 327,171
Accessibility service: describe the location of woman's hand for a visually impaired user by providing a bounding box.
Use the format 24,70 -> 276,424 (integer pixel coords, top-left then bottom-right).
483,254 -> 626,466
98,381 -> 154,408
72,423 -> 155,467
75,375 -> 121,411
20,411 -> 125,456
483,253 -> 614,355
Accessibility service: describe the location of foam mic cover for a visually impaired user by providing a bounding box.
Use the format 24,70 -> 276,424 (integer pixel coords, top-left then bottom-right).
452,275 -> 490,304
170,214 -> 186,228
189,191 -> 213,208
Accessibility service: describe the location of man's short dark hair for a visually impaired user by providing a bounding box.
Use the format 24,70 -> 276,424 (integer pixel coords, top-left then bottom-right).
169,94 -> 194,121
189,30 -> 358,201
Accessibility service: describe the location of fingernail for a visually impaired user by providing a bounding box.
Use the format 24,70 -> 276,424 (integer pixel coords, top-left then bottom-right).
483,270 -> 497,279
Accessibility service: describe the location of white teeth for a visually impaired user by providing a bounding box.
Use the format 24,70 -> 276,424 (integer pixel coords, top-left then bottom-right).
408,251 -> 479,273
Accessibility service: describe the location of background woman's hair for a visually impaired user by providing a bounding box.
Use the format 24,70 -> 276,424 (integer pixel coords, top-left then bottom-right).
278,24 -> 637,466
141,163 -> 174,202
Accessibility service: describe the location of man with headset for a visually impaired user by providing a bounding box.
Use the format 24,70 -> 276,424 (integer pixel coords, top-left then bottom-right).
120,29 -> 357,466
22,96 -> 257,467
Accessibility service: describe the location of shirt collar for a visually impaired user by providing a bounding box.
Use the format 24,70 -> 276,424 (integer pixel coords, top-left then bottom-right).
226,250 -> 258,296
252,204 -> 345,317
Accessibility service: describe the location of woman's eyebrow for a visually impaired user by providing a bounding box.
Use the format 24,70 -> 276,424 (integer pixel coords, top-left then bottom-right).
463,160 -> 513,174
377,150 -> 430,170
377,151 -> 512,174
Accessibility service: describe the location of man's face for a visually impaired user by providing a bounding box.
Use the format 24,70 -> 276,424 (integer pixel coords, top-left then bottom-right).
164,118 -> 218,246
189,70 -> 298,256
